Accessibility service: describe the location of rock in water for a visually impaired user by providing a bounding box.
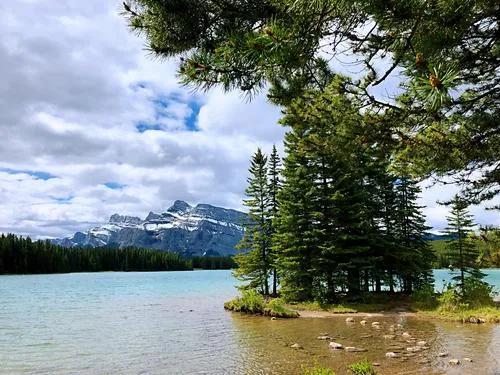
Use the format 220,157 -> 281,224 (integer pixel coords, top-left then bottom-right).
385,352 -> 399,358
463,357 -> 473,362
329,342 -> 343,350
346,317 -> 355,323
449,359 -> 460,365
290,343 -> 302,349
438,352 -> 449,357
317,335 -> 331,340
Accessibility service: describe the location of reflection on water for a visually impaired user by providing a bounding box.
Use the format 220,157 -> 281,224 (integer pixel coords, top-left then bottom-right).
0,271 -> 499,374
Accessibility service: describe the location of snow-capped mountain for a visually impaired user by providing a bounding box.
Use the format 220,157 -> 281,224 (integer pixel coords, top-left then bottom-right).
53,200 -> 247,256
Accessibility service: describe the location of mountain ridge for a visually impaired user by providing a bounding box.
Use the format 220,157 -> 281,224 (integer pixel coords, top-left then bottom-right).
53,200 -> 247,256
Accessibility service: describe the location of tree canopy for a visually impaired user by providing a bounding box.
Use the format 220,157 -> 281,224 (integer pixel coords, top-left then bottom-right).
124,0 -> 500,206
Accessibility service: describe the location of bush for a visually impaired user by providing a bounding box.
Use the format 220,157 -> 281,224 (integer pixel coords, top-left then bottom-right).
412,283 -> 437,309
224,293 -> 299,318
224,290 -> 265,313
303,365 -> 335,375
463,277 -> 495,307
264,298 -> 299,318
348,359 -> 377,375
438,277 -> 495,312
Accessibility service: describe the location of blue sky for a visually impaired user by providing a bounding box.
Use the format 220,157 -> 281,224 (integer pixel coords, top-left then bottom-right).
0,0 -> 497,238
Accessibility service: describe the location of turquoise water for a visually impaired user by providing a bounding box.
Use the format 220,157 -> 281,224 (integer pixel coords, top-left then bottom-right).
0,270 -> 499,374
434,269 -> 500,295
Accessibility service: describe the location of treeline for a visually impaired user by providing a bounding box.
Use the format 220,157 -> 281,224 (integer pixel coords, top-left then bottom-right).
191,256 -> 236,270
235,86 -> 434,302
432,227 -> 500,269
0,234 -> 236,274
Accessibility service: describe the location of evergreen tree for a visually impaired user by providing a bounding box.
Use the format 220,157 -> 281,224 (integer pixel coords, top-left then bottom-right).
393,176 -> 434,293
268,145 -> 281,295
444,196 -> 483,292
234,148 -> 272,295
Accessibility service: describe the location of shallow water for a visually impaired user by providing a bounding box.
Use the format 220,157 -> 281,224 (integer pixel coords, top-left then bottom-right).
0,270 -> 499,374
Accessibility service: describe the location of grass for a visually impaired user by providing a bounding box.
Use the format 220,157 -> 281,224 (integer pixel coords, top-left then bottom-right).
224,291 -> 299,318
348,359 -> 377,375
302,365 -> 335,375
412,304 -> 500,323
287,294 -> 411,314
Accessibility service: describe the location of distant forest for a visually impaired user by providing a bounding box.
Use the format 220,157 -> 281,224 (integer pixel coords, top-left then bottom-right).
0,234 -> 236,274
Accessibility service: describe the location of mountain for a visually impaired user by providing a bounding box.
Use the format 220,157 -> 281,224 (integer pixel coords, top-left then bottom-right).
53,200 -> 247,256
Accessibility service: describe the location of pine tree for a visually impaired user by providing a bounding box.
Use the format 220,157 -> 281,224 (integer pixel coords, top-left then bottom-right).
393,176 -> 434,293
268,145 -> 281,296
444,196 -> 483,293
234,148 -> 272,295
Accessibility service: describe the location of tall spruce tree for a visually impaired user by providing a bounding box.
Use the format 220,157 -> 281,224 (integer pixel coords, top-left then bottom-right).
268,145 -> 281,296
234,148 -> 272,295
444,196 -> 483,293
393,176 -> 434,293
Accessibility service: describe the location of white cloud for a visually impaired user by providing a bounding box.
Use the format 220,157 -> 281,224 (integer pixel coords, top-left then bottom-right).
0,0 -> 496,239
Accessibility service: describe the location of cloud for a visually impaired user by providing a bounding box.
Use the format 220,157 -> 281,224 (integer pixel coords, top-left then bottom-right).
0,0 -> 495,239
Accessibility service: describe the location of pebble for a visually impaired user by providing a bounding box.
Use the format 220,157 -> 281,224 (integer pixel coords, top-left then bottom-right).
406,346 -> 421,352
383,334 -> 396,339
438,352 -> 449,357
271,317 -> 277,321
372,362 -> 380,367
360,320 -> 367,325
317,335 -> 331,340
463,357 -> 473,362
417,340 -> 427,346
346,317 -> 355,323
360,334 -> 373,338
329,342 -> 343,350
371,321 -> 381,326
402,332 -> 411,338
386,352 -> 399,358
449,359 -> 460,365
290,343 -> 302,349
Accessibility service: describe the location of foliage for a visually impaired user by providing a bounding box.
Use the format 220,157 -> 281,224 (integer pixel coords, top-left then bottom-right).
0,234 -> 192,274
263,298 -> 299,318
303,365 -> 336,375
348,359 -> 377,375
273,83 -> 433,302
411,283 -> 437,309
124,0 -> 500,206
234,148 -> 273,294
444,196 -> 484,293
224,290 -> 266,314
190,256 -> 237,270
224,292 -> 298,317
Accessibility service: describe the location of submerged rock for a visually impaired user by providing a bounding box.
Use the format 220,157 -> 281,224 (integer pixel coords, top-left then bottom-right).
346,317 -> 355,323
417,340 -> 427,346
329,342 -> 343,350
385,352 -> 399,358
406,346 -> 421,352
345,346 -> 367,352
360,320 -> 367,325
290,343 -> 302,349
449,359 -> 460,365
317,335 -> 331,340
371,321 -> 380,326
438,352 -> 449,357
383,334 -> 396,339
402,332 -> 411,338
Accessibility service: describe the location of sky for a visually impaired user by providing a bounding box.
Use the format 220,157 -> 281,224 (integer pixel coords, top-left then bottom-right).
0,1 -> 498,239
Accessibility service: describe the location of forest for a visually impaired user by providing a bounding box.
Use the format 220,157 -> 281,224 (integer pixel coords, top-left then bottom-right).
0,234 -> 234,274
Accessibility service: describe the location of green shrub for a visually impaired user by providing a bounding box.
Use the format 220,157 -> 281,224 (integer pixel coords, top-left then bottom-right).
412,283 -> 437,309
463,277 -> 495,307
264,298 -> 299,318
348,359 -> 377,375
303,365 -> 336,375
224,290 -> 265,313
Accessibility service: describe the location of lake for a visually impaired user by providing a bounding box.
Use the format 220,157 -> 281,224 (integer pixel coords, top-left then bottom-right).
0,270 -> 499,374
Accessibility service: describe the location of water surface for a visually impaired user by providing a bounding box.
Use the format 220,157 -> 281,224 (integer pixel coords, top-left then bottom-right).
0,270 -> 499,374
